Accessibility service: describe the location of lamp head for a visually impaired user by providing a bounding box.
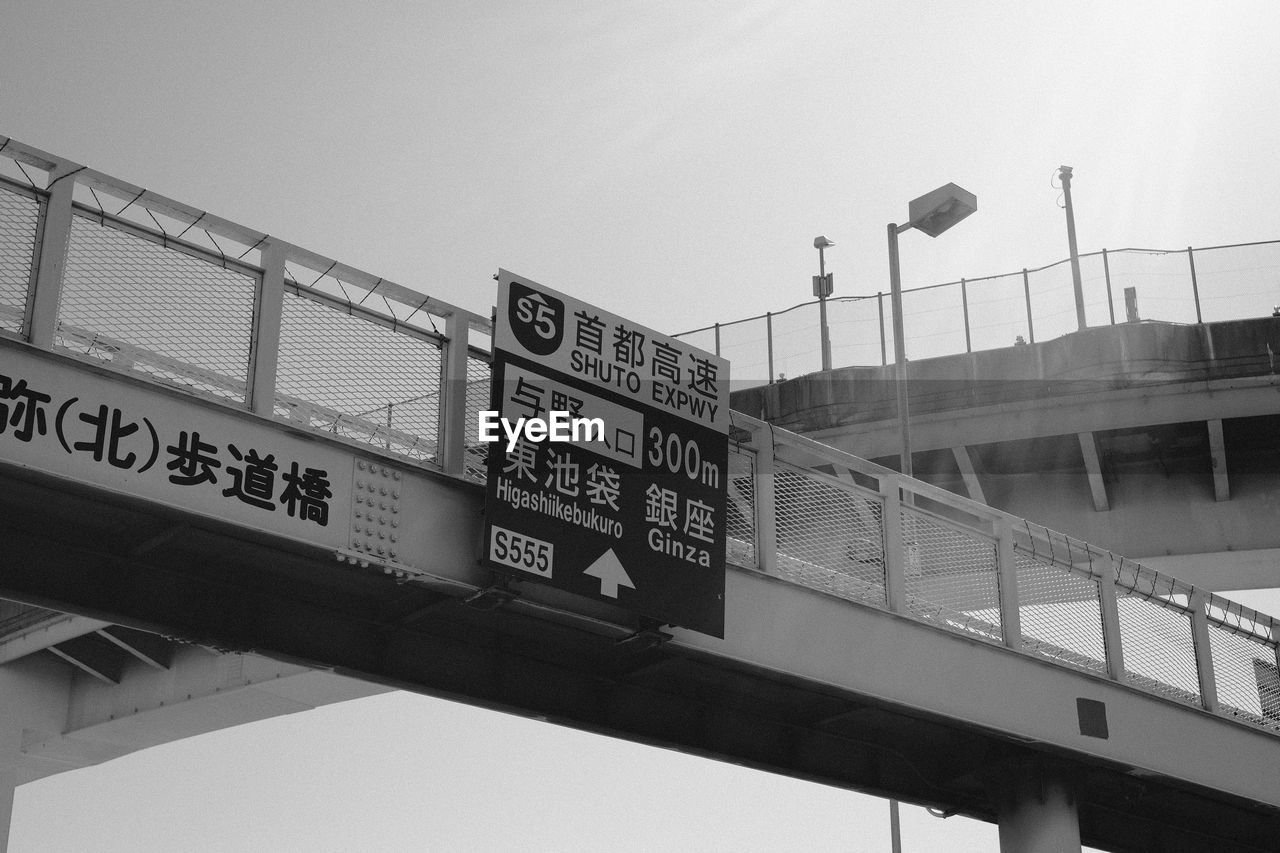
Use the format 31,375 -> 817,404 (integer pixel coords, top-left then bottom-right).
907,183 -> 977,238
813,236 -> 835,249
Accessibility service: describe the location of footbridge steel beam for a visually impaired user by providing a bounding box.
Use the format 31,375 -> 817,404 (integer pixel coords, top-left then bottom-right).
0,633 -> 385,852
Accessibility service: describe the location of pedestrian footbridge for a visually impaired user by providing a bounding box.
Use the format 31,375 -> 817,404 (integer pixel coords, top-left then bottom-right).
2,135 -> 1280,852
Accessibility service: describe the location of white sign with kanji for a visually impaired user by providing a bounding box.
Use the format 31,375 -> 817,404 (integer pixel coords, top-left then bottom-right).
0,347 -> 350,551
495,270 -> 729,433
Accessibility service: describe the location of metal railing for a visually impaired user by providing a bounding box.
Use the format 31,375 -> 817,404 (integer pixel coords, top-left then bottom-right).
0,135 -> 491,477
729,416 -> 1280,732
674,240 -> 1280,386
3,134 -> 1279,735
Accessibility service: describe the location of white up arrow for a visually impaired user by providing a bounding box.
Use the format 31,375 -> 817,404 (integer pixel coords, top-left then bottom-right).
583,548 -> 635,599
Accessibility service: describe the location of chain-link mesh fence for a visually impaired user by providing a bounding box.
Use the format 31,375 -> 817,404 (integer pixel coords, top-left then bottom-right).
1106,249 -> 1200,325
716,316 -> 772,387
726,447 -> 757,568
1192,242 -> 1280,323
768,302 -> 824,381
963,272 -> 1032,353
1208,617 -> 1280,730
900,284 -> 967,361
771,462 -> 886,606
58,213 -> 256,402
674,241 -> 1280,381
462,353 -> 493,483
901,506 -> 1001,642
0,182 -> 39,336
276,289 -> 443,462
1014,548 -> 1108,674
1114,569 -> 1201,705
826,296 -> 884,369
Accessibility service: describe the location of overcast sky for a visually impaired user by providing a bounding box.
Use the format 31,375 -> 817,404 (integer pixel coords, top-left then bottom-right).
4,1 -> 1279,849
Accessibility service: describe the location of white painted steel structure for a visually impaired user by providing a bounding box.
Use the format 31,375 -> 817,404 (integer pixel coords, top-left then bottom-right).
3,135 -> 1280,850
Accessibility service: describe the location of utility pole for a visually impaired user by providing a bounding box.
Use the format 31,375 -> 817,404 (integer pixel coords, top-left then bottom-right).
1059,166 -> 1087,331
813,236 -> 835,371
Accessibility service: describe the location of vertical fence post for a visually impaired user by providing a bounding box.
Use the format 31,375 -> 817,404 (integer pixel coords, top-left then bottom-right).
960,278 -> 971,353
1189,588 -> 1220,713
766,311 -> 774,384
877,293 -> 887,366
995,516 -> 1021,650
1274,640 -> 1280,702
1187,246 -> 1203,324
1098,555 -> 1126,682
248,238 -> 285,415
1022,269 -> 1034,344
27,164 -> 79,348
440,313 -> 470,477
1102,249 -> 1115,325
750,425 -> 777,576
881,476 -> 906,613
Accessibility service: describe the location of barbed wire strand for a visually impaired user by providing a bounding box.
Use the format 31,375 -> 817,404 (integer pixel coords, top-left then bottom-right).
358,277 -> 382,306
237,234 -> 268,261
46,166 -> 86,189
176,211 -> 206,241
88,187 -> 108,226
117,188 -> 147,217
145,208 -> 170,249
204,229 -> 229,269
402,296 -> 440,335
14,161 -> 38,190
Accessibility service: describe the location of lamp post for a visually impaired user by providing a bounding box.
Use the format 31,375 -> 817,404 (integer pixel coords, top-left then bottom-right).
813,236 -> 835,371
887,183 -> 977,478
1058,166 -> 1087,331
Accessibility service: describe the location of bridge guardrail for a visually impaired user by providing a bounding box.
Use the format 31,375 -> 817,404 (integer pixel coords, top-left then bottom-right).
0,137 -> 491,478
2,133 -> 1277,736
730,415 -> 1280,730
672,241 -> 1280,387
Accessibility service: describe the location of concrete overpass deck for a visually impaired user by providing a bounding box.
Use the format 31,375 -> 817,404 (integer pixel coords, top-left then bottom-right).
732,316 -> 1280,589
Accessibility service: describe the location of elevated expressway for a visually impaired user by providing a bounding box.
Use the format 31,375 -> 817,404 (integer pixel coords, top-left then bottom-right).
733,316 -> 1280,591
3,135 -> 1280,851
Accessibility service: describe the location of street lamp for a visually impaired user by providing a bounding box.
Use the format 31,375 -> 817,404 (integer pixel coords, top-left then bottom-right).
887,182 -> 977,477
813,236 -> 835,371
1058,166 -> 1087,331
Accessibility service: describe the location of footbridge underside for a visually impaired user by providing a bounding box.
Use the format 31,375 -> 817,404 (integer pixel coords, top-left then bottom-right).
3,341 -> 1280,853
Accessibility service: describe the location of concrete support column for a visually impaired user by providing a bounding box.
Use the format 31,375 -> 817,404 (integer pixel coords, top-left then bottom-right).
0,658 -> 74,853
0,733 -> 15,853
991,763 -> 1082,853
